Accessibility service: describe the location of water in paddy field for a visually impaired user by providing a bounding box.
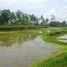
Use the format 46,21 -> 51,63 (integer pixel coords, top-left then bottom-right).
0,32 -> 57,67
58,34 -> 67,43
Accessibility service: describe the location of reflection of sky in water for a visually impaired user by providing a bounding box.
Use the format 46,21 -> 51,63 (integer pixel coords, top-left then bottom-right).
0,33 -> 36,47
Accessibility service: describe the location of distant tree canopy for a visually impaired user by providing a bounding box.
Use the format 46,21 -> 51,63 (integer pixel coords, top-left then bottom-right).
0,9 -> 67,27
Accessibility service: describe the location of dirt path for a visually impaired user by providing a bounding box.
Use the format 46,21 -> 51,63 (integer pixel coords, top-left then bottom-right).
0,36 -> 58,67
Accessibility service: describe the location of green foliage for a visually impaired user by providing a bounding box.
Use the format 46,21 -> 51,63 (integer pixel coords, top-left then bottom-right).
41,28 -> 67,45
0,25 -> 44,31
0,9 -> 67,28
0,9 -> 40,26
0,9 -> 11,24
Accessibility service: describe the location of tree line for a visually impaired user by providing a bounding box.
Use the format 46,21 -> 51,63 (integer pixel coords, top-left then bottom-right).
0,9 -> 67,27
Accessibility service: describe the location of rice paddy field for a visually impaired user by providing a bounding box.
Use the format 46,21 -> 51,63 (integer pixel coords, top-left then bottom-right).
0,27 -> 67,67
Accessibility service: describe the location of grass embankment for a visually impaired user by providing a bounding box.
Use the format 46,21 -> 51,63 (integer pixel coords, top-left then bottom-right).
32,28 -> 67,67
42,28 -> 67,45
0,24 -> 44,31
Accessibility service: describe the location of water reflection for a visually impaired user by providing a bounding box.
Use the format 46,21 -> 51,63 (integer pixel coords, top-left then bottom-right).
0,32 -> 37,47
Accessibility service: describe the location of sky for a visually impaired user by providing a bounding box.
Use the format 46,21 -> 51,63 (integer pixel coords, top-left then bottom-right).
0,0 -> 67,21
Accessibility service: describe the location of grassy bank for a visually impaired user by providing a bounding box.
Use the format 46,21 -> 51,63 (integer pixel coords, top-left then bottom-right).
32,52 -> 67,67
41,29 -> 67,45
32,28 -> 67,67
0,24 -> 44,31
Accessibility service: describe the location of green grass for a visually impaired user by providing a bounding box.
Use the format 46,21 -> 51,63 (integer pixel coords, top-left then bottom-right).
41,28 -> 67,45
32,28 -> 67,67
32,53 -> 67,67
0,24 -> 44,31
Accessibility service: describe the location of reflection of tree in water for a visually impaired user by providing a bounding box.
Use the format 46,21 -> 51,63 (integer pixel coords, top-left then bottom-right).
0,31 -> 37,47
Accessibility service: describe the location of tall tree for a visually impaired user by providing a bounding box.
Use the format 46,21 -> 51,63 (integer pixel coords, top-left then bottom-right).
10,12 -> 16,24
45,18 -> 49,27
0,9 -> 11,24
30,14 -> 39,25
16,10 -> 22,19
62,21 -> 67,27
40,15 -> 46,26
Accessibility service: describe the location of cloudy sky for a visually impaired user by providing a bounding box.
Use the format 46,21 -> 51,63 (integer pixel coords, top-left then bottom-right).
0,0 -> 67,21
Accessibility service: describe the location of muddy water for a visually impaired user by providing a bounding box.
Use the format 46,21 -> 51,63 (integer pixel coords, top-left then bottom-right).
0,33 -> 57,67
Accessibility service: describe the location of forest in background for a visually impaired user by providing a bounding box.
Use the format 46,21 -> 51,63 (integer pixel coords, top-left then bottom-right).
0,9 -> 67,28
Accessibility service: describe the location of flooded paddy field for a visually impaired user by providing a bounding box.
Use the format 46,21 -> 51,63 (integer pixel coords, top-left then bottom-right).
0,30 -> 57,67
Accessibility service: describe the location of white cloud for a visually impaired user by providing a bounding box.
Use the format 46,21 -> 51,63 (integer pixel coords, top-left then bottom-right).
44,7 -> 67,21
0,0 -> 47,6
0,0 -> 67,21
64,0 -> 67,2
45,10 -> 56,16
0,0 -> 18,5
0,0 -> 47,12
